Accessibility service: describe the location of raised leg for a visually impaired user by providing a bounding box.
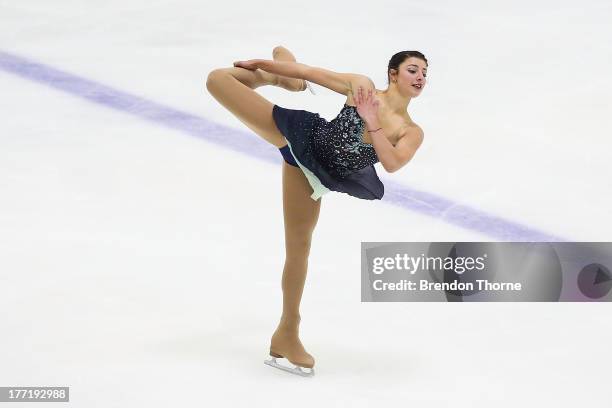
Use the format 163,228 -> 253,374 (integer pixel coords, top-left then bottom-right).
272,46 -> 307,92
205,46 -> 307,148
206,66 -> 287,147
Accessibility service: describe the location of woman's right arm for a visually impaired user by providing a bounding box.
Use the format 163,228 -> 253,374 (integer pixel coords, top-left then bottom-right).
256,59 -> 372,97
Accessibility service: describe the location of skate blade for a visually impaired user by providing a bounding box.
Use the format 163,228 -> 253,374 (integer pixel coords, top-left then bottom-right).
264,357 -> 315,377
305,81 -> 316,95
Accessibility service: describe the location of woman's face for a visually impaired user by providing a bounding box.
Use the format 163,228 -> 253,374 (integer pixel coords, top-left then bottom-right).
393,57 -> 427,96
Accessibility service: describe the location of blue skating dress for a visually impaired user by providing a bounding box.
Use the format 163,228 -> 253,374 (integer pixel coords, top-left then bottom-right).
273,103 -> 384,201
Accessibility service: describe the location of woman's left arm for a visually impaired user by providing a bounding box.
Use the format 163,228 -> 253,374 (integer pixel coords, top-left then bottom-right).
355,87 -> 423,173
390,126 -> 424,172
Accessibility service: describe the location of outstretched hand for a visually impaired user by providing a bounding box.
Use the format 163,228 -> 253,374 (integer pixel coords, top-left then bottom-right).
354,86 -> 379,123
233,59 -> 261,70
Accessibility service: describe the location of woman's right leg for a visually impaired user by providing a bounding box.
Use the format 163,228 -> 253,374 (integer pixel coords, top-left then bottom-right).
206,66 -> 287,147
205,46 -> 305,148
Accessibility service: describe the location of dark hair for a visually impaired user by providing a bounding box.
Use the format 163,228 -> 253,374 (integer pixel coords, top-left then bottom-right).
387,51 -> 428,85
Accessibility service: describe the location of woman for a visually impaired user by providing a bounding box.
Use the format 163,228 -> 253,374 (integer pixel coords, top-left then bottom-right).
205,47 -> 426,376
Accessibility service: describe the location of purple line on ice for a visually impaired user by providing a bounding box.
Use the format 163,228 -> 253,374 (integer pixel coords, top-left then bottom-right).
0,50 -> 566,241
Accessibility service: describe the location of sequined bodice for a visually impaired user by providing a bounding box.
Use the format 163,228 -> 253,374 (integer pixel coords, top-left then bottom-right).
311,104 -> 379,179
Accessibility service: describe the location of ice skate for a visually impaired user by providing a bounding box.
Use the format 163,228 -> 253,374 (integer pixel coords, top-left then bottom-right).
265,320 -> 315,377
264,350 -> 315,377
272,45 -> 316,95
304,80 -> 316,95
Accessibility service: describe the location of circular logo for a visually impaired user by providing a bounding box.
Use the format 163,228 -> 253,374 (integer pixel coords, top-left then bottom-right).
577,263 -> 612,299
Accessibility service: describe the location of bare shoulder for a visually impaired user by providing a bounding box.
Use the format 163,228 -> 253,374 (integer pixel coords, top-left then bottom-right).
344,74 -> 377,105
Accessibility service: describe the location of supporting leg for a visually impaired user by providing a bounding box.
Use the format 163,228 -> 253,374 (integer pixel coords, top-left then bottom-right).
266,162 -> 321,371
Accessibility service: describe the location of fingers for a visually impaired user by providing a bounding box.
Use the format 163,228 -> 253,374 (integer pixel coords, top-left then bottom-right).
233,60 -> 256,70
358,86 -> 368,103
357,86 -> 374,104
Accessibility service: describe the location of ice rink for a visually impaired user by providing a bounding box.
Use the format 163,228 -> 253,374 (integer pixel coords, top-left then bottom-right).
1,0 -> 610,406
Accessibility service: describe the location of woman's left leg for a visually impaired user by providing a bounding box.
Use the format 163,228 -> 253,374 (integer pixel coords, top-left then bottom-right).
269,161 -> 322,368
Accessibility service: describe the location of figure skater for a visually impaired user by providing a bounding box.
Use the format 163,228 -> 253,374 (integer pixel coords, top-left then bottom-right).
205,47 -> 426,377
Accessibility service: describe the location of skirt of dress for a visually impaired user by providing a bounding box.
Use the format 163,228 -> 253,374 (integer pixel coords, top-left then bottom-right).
272,104 -> 384,201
